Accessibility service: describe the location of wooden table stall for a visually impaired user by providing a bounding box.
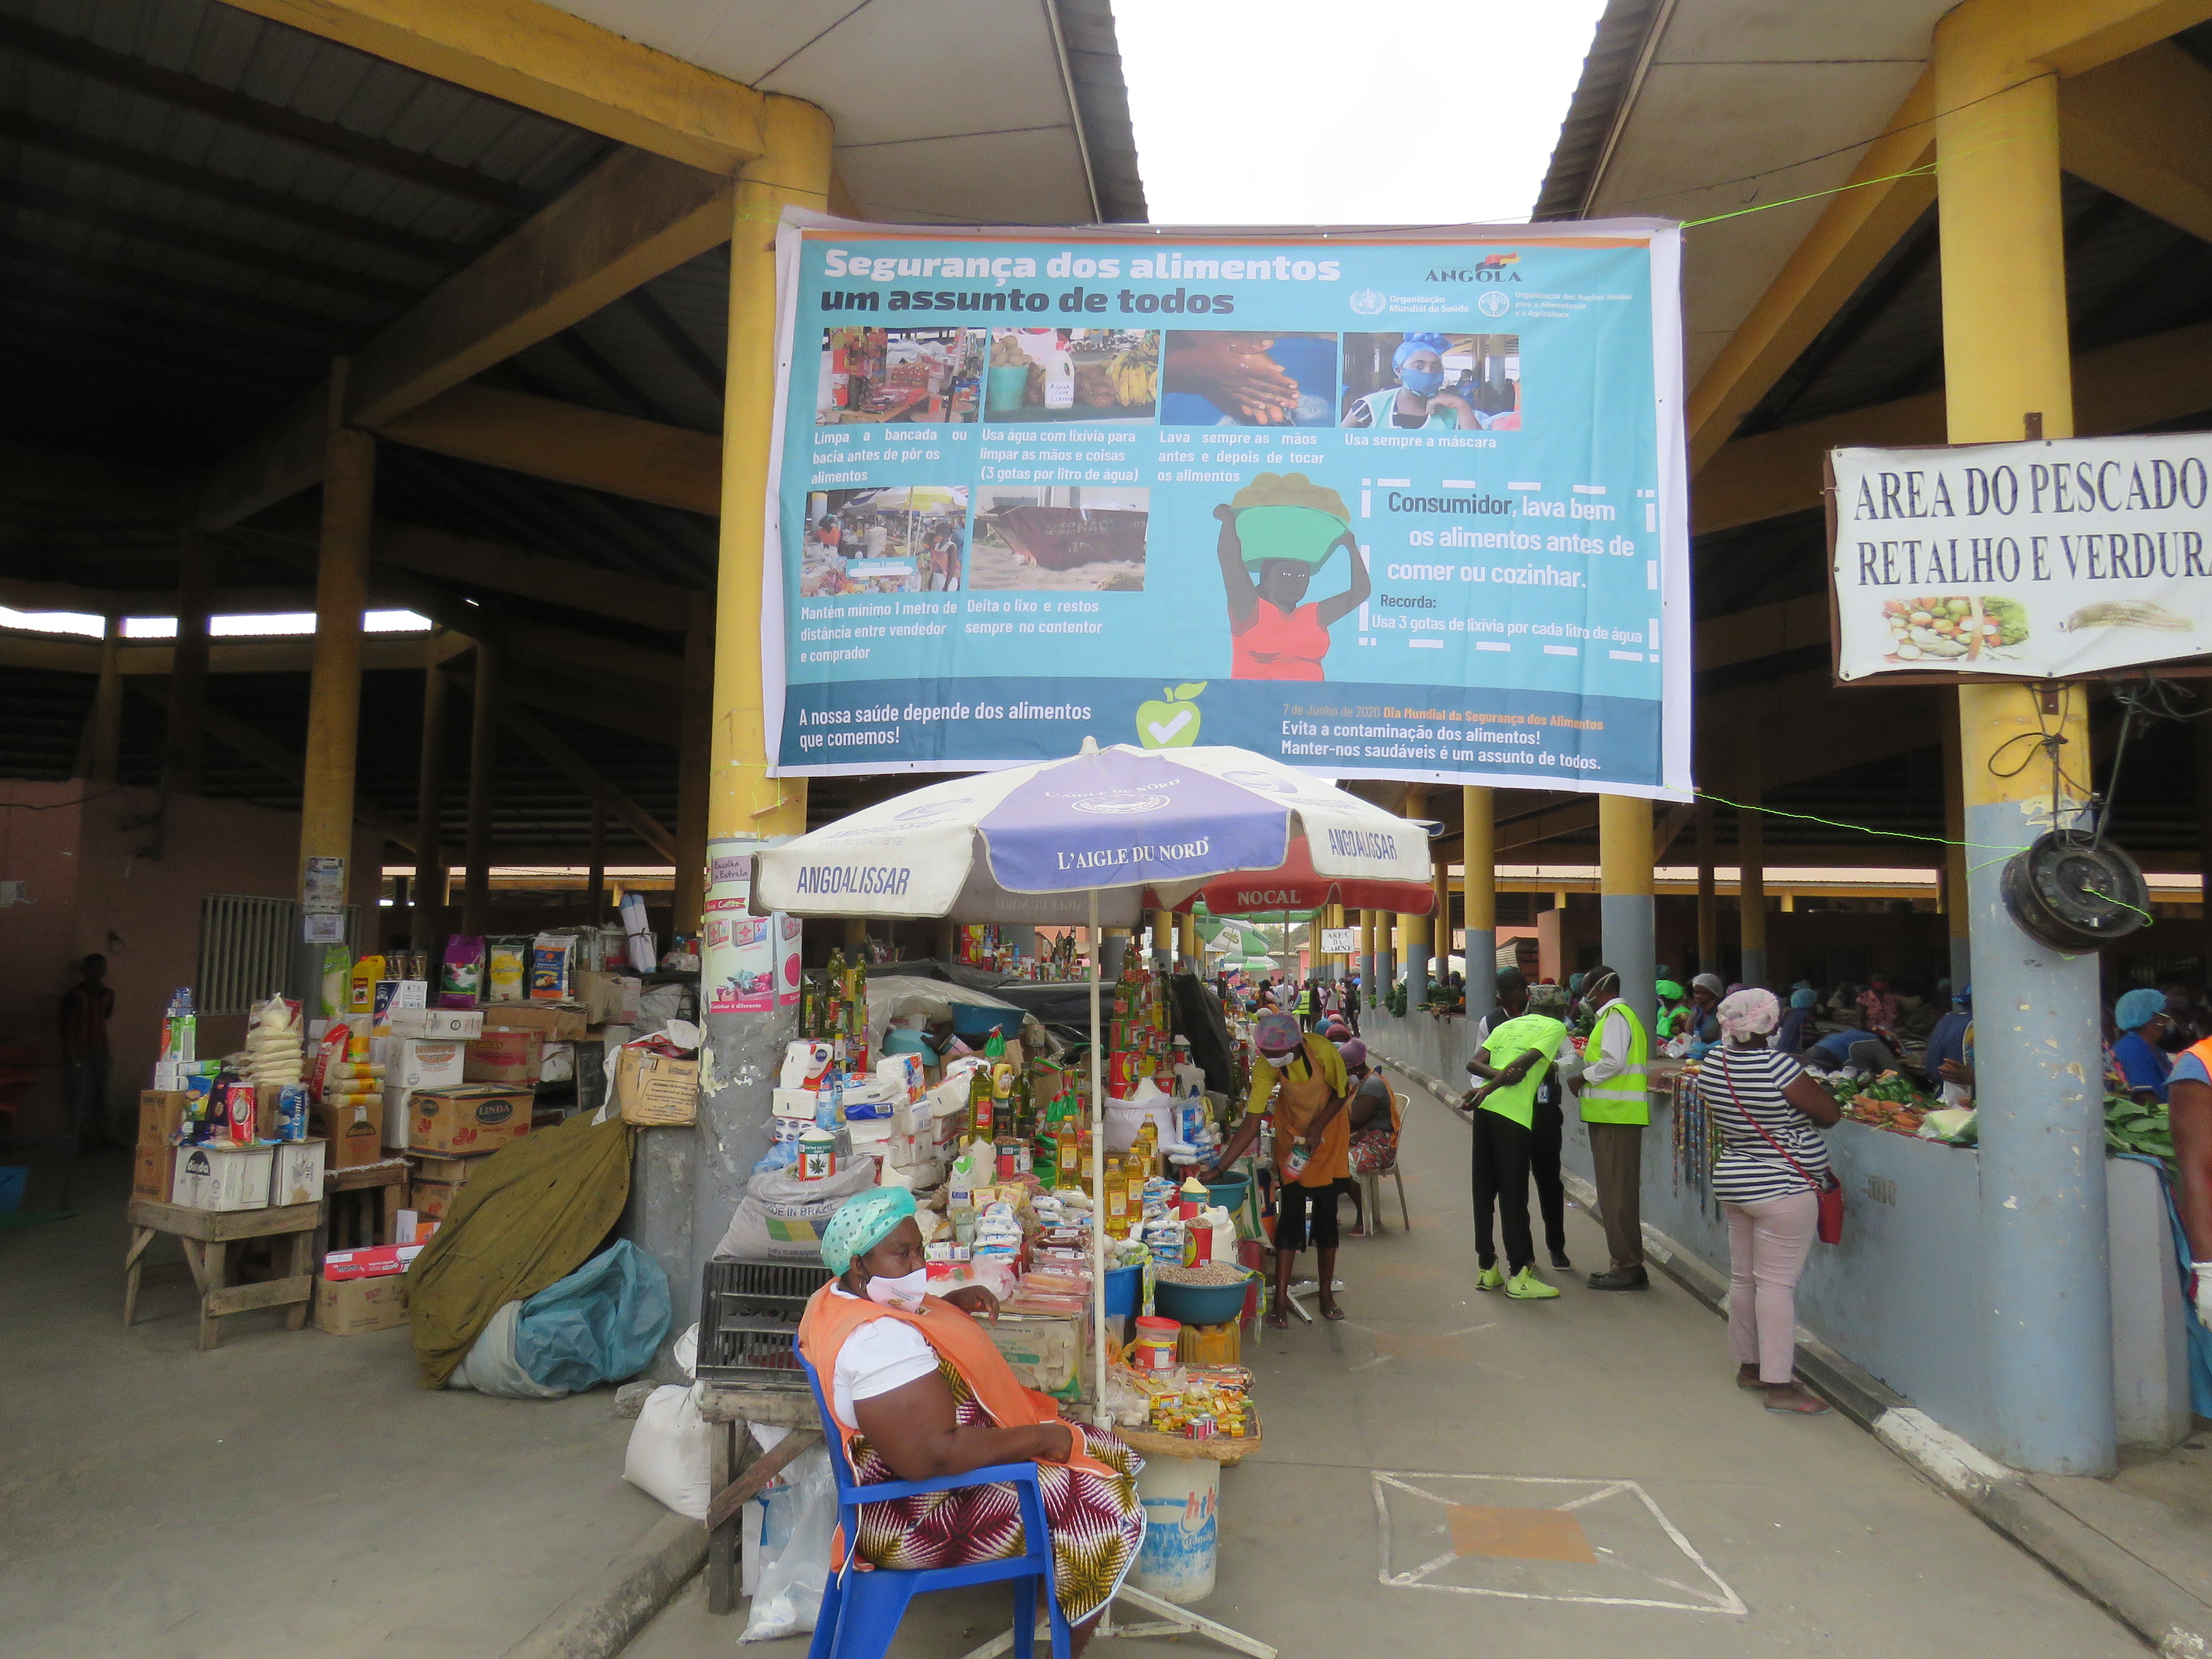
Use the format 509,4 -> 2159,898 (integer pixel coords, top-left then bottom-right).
123,1198 -> 320,1349
694,1383 -> 826,1616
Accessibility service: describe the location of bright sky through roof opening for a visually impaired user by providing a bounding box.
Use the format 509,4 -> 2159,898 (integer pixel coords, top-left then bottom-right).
1115,0 -> 1608,225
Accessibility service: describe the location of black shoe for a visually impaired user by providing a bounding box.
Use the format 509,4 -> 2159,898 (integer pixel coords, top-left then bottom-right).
1586,1266 -> 1649,1291
1549,1248 -> 1573,1271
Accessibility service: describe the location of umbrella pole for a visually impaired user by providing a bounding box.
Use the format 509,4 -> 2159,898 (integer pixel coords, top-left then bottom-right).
1089,886 -> 1108,1431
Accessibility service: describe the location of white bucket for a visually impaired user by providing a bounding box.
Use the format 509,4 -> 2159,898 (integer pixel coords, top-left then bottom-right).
1131,1454 -> 1219,1603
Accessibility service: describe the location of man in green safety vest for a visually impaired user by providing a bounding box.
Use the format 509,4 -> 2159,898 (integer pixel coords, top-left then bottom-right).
1465,982 -> 1582,1299
1575,963 -> 1650,1290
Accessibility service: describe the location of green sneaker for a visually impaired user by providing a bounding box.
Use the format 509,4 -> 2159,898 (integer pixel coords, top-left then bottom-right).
1507,1267 -> 1561,1300
1475,1263 -> 1505,1291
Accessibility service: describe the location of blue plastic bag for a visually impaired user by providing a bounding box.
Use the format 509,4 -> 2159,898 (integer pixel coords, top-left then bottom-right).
512,1240 -> 672,1394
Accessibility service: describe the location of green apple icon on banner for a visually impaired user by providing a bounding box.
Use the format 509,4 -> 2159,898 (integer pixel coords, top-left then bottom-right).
1136,683 -> 1207,749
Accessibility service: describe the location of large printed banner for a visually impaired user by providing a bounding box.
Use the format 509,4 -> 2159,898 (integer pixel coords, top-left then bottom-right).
764,215 -> 1691,798
1832,433 -> 2212,682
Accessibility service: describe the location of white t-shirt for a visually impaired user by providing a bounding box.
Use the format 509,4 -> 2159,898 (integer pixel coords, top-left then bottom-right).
826,1287 -> 939,1427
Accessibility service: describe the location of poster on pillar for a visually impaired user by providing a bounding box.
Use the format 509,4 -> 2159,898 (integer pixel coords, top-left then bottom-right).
702,843 -> 804,1016
1831,433 -> 2212,682
762,211 -> 1693,799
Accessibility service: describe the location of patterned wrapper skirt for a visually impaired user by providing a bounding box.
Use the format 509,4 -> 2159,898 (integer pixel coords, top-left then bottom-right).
846,1362 -> 1145,1622
1348,1126 -> 1397,1174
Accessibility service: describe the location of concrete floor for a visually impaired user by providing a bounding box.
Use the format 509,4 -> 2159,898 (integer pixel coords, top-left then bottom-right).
0,1149 -> 668,1659
630,1082 -> 2148,1658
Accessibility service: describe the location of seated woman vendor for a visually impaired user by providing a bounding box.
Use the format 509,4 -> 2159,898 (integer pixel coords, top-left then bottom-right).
1214,472 -> 1369,681
796,1189 -> 1144,1653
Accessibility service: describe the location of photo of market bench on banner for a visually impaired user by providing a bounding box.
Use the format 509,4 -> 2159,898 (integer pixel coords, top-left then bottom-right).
770,213 -> 1693,800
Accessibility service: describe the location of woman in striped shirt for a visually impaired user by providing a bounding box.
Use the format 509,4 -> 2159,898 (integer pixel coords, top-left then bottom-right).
1702,988 -> 1842,1415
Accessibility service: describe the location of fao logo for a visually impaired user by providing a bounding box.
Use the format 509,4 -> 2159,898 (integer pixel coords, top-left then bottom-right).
1477,291 -> 1512,318
1349,287 -> 1386,316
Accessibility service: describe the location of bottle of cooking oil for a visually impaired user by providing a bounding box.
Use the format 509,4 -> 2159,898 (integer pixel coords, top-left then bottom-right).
1104,1154 -> 1129,1238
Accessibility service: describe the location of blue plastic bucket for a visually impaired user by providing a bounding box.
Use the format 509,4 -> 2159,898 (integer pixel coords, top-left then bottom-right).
1104,1263 -> 1141,1318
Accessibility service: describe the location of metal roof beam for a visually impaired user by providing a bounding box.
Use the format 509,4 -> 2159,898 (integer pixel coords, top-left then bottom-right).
0,14 -> 541,214
2061,42 -> 2212,247
374,522 -> 696,631
0,240 -> 352,342
197,145 -> 733,526
214,0 -> 777,176
375,384 -> 719,516
0,109 -> 472,269
1695,316 -> 2212,534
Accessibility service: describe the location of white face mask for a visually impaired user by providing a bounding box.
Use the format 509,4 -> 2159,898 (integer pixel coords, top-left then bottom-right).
865,1267 -> 928,1310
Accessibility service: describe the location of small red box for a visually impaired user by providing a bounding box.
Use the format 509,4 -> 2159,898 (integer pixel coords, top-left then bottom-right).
322,1242 -> 425,1281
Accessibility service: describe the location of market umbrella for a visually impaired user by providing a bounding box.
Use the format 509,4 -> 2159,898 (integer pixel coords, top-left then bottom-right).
753,739 -> 1432,1422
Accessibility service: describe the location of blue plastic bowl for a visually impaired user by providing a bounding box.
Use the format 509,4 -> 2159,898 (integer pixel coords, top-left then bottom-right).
1203,1174 -> 1249,1214
1152,1269 -> 1257,1327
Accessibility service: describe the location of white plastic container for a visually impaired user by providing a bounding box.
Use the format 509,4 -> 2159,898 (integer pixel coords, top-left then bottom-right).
1132,1454 -> 1219,1603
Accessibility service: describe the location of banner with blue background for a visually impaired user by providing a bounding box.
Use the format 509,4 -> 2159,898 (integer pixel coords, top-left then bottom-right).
765,215 -> 1691,800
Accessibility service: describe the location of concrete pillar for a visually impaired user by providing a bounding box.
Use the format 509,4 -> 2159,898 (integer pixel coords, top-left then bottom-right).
1937,4 -> 2110,1474
161,530 -> 215,796
1100,928 -> 1129,979
1943,689 -> 1973,990
672,593 -> 712,938
1598,794 -> 1654,1045
1736,728 -> 1768,989
1462,787 -> 1495,1007
300,392 -> 373,942
462,640 -> 498,937
1432,855 -> 1451,979
1178,912 -> 1199,972
1376,909 -> 1396,1000
586,800 -> 606,925
1358,908 -> 1374,1006
1152,908 -> 1173,972
1695,797 -> 1718,977
81,614 -> 123,783
2198,716 -> 2212,966
668,99 -> 838,1343
410,658 -> 448,952
1401,784 -> 1428,1008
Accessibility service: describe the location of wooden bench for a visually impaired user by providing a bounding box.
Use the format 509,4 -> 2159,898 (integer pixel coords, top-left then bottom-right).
324,1160 -> 409,1247
123,1198 -> 320,1350
695,1383 -> 826,1616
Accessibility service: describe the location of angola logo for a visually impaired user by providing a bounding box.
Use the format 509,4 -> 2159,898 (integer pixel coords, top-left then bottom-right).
1348,287 -> 1386,316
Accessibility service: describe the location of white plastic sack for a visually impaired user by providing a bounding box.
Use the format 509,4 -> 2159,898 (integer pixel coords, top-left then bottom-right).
672,1321 -> 698,1378
623,1383 -> 714,1520
445,1302 -> 569,1399
740,1443 -> 836,1643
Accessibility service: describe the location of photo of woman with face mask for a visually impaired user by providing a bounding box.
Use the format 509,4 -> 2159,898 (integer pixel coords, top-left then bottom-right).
1341,331 -> 1519,430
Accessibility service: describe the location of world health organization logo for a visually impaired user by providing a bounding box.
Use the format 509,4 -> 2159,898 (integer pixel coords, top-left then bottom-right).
1348,287 -> 1386,316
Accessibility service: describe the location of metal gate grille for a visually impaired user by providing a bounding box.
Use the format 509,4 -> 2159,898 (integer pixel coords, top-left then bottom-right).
196,895 -> 297,1014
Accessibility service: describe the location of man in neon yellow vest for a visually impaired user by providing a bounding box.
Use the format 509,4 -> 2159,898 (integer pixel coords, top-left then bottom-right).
1466,982 -> 1582,1299
1575,963 -> 1650,1290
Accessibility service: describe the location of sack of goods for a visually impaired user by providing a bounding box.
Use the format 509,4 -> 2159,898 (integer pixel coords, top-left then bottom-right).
244,995 -> 304,1087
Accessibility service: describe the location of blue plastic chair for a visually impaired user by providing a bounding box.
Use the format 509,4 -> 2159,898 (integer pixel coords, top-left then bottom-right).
797,1349 -> 1072,1659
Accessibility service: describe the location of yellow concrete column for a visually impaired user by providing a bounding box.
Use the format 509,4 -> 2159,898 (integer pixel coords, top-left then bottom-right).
1462,787 -> 1495,991
462,640 -> 498,935
1152,907 -> 1173,968
1178,910 -> 1199,970
1735,730 -> 1767,986
1598,794 -> 1654,1023
1941,691 -> 1970,988
1695,797 -> 1718,975
410,656 -> 447,951
1935,0 -> 2105,1475
300,373 -> 373,922
672,591 -> 713,935
1400,784 -> 1429,1002
710,96 -> 834,850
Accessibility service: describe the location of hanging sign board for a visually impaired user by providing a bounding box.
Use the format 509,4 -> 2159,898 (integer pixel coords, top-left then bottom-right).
1320,926 -> 1358,953
1829,433 -> 2212,683
762,211 -> 1693,800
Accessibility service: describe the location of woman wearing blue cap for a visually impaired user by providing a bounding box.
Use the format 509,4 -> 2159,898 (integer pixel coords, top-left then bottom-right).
2114,987 -> 2176,1104
1343,333 -> 1489,430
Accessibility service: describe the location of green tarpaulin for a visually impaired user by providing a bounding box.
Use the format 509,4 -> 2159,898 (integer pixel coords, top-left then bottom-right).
409,1111 -> 633,1389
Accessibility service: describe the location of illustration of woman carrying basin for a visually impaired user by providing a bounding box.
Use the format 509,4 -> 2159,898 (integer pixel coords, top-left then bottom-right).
1214,472 -> 1370,681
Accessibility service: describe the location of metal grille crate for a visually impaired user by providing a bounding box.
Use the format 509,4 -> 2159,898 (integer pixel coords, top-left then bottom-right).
697,1258 -> 833,1385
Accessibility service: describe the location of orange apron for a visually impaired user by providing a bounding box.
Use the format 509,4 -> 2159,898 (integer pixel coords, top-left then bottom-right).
798,1286 -> 1115,1479
1269,1039 -> 1350,1187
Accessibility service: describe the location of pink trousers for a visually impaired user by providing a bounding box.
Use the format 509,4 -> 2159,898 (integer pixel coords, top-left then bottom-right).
1723,1189 -> 1818,1383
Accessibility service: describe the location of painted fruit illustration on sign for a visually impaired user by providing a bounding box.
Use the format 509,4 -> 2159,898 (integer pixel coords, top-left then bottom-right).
1879,595 -> 2029,661
1137,683 -> 1207,748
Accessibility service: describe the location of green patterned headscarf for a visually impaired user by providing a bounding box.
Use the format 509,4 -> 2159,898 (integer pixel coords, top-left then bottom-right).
820,1186 -> 916,1274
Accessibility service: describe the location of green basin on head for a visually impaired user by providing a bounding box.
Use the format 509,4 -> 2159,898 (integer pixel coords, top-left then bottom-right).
1235,504 -> 1347,567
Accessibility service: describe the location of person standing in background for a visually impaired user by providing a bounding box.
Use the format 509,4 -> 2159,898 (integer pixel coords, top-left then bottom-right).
58,953 -> 114,1152
1524,982 -> 1575,1272
1575,964 -> 1651,1290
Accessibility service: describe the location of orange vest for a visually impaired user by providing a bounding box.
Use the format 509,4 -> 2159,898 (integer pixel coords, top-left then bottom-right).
2186,1035 -> 2212,1083
796,1285 -> 1114,1479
